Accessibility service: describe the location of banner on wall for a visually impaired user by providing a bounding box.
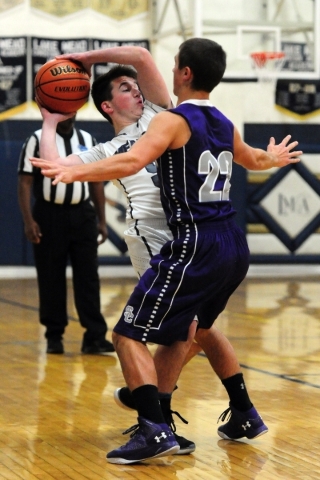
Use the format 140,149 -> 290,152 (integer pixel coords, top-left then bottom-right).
281,42 -> 313,72
92,39 -> 149,78
275,79 -> 320,117
30,0 -> 87,17
30,0 -> 148,20
0,36 -> 27,120
31,37 -> 90,106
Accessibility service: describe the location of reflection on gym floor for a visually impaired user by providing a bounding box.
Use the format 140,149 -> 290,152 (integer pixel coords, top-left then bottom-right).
0,271 -> 319,479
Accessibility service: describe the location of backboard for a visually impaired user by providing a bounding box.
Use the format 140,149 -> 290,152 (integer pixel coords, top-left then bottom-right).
151,0 -> 320,81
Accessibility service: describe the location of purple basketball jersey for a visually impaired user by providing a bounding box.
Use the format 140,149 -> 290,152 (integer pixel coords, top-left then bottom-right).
157,100 -> 237,231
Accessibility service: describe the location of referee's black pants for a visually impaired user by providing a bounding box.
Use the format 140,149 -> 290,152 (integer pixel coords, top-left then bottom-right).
33,199 -> 107,345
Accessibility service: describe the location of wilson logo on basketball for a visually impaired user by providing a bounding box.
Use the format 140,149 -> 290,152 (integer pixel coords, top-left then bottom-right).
50,66 -> 87,76
54,86 -> 88,92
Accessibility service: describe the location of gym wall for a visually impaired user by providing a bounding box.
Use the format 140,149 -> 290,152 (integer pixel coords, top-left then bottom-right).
1,0 -> 320,265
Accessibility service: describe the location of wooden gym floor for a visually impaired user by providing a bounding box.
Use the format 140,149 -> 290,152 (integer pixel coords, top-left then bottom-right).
0,266 -> 320,479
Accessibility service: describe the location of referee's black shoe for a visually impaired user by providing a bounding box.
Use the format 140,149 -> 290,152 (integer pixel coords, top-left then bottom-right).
47,338 -> 64,354
81,339 -> 115,354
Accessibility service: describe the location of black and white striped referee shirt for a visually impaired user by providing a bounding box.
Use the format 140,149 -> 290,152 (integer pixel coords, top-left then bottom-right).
18,128 -> 97,205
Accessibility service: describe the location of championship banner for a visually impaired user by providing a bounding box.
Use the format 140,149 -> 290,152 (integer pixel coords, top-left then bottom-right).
275,79 -> 320,118
92,39 -> 149,79
91,0 -> 148,20
30,0 -> 87,17
281,41 -> 313,72
0,36 -> 27,120
30,0 -> 148,20
31,37 -> 90,108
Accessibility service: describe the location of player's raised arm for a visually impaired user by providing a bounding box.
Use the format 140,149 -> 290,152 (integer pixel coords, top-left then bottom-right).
38,105 -> 82,166
57,46 -> 172,109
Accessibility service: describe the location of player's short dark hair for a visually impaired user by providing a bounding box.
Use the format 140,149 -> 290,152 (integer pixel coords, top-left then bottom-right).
178,38 -> 226,92
91,65 -> 138,124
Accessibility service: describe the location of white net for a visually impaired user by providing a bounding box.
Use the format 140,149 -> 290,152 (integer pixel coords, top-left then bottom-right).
250,52 -> 286,83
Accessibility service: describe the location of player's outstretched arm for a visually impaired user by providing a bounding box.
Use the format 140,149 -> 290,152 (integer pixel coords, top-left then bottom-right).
56,46 -> 172,109
233,128 -> 302,170
31,111 -> 187,184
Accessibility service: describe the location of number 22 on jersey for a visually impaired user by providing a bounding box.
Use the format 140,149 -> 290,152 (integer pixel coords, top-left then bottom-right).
198,150 -> 233,202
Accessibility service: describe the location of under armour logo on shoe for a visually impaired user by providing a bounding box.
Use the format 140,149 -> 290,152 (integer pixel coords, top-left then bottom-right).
154,432 -> 168,443
241,421 -> 252,431
240,383 -> 245,389
124,306 -> 134,323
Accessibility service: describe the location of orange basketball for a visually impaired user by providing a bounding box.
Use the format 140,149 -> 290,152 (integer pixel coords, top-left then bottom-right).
34,59 -> 90,113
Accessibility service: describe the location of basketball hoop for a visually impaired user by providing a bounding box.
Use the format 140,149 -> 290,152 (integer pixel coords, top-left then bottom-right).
250,51 -> 285,82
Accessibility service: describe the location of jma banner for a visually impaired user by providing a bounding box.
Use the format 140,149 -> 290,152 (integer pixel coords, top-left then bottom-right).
0,36 -> 27,120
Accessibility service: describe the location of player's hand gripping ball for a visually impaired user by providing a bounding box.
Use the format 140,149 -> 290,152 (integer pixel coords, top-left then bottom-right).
34,59 -> 90,113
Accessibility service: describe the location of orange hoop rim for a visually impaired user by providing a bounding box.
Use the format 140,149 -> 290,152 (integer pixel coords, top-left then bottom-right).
250,51 -> 285,68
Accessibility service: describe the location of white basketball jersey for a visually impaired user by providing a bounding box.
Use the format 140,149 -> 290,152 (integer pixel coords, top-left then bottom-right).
78,101 -> 164,221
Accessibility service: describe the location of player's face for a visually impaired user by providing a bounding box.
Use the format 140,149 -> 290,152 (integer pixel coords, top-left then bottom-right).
108,76 -> 144,121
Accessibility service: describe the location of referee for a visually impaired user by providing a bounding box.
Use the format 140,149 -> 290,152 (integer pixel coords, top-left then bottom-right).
17,115 -> 115,355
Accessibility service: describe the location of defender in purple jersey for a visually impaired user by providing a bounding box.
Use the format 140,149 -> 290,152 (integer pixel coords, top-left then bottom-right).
32,39 -> 302,464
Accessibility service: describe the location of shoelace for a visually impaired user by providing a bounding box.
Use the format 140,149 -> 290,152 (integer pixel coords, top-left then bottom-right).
167,409 -> 188,433
122,408 -> 189,437
122,423 -> 140,438
217,407 -> 231,424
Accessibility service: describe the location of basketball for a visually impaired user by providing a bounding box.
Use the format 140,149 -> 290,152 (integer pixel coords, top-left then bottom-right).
34,59 -> 90,114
